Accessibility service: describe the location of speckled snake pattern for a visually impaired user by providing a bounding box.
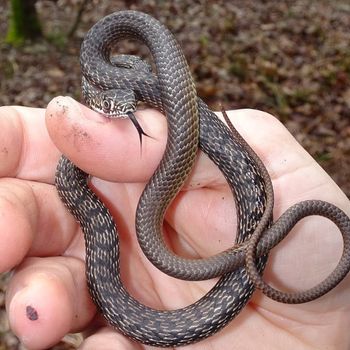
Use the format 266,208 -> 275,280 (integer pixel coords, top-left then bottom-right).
55,10 -> 350,347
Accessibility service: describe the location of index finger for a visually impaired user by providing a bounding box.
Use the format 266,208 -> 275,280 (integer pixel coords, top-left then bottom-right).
0,106 -> 59,183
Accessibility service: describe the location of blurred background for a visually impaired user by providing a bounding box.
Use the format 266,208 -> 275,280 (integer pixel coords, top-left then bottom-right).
0,0 -> 349,348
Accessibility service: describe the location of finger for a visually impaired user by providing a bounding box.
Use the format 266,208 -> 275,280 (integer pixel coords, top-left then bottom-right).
6,256 -> 95,349
46,96 -> 167,183
0,178 -> 78,272
46,96 -> 230,187
0,106 -> 60,183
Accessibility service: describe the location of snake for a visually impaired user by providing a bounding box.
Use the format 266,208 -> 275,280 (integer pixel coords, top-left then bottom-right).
55,10 -> 350,347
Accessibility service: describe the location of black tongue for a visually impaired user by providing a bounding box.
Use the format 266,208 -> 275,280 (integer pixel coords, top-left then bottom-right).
127,112 -> 151,146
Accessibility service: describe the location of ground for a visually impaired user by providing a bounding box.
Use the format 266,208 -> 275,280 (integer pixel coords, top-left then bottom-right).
0,0 -> 349,349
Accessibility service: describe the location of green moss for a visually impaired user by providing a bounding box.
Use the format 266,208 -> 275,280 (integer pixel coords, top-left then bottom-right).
5,0 -> 42,46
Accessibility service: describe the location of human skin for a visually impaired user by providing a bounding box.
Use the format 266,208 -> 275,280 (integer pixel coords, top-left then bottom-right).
0,96 -> 349,349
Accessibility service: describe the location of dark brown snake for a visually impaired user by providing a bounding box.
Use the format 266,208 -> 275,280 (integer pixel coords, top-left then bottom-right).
55,10 -> 350,347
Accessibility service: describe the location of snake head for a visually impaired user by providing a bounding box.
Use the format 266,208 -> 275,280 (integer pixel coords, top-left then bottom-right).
88,87 -> 151,145
91,89 -> 137,118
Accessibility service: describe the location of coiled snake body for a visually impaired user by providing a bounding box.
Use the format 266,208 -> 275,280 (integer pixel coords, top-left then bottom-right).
55,10 -> 350,347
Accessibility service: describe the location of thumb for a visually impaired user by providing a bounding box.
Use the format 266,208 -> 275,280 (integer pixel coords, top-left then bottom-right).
45,96 -> 167,182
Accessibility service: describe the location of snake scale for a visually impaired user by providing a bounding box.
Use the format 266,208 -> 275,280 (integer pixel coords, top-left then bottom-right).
55,10 -> 350,347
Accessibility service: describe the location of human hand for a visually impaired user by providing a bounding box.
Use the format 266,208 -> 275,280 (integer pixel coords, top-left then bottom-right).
1,96 -> 349,349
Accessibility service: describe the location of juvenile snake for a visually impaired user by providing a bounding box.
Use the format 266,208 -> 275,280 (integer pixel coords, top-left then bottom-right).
55,10 -> 350,346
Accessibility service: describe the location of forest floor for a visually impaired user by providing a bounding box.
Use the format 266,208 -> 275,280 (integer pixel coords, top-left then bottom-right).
0,0 -> 349,349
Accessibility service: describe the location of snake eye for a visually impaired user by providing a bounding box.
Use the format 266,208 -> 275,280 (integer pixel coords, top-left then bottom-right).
102,100 -> 110,111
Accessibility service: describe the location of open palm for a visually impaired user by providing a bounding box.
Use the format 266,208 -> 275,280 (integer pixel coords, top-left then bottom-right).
1,96 -> 349,350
